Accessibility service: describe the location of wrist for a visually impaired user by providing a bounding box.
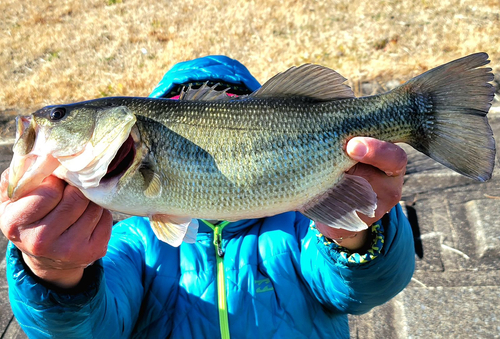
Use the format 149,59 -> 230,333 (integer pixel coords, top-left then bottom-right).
315,221 -> 373,253
329,228 -> 372,252
21,252 -> 85,289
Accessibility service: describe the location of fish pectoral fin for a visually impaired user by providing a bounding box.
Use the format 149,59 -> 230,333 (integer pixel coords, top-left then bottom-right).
140,167 -> 163,198
300,174 -> 377,231
149,214 -> 199,246
250,64 -> 355,101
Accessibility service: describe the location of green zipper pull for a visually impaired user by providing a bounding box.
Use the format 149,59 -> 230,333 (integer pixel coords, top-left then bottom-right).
213,224 -> 224,257
212,221 -> 229,257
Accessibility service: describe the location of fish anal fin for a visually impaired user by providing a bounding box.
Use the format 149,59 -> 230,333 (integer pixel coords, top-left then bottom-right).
182,219 -> 199,243
251,64 -> 355,101
300,174 -> 377,231
149,214 -> 199,246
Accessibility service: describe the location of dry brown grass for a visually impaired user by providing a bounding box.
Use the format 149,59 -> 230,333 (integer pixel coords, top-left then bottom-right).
1,0 -> 499,113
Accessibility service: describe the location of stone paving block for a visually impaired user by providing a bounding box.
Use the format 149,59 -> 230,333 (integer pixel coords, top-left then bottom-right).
466,200 -> 500,259
404,180 -> 500,272
0,110 -> 16,177
0,110 -> 17,139
0,287 -> 14,338
402,199 -> 446,272
414,230 -> 445,272
1,241 -> 27,339
350,282 -> 500,339
438,199 -> 484,271
348,299 -> 406,339
428,196 -> 499,272
2,319 -> 27,339
0,258 -> 6,291
397,287 -> 500,339
1,237 -> 8,289
411,270 -> 500,288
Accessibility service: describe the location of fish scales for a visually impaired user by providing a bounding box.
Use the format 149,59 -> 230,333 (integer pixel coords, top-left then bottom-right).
99,91 -> 424,221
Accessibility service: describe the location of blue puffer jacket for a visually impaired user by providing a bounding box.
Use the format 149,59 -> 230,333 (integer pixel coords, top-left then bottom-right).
6,56 -> 415,339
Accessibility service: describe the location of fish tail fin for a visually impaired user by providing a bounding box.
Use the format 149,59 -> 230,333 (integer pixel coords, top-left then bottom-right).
401,52 -> 496,181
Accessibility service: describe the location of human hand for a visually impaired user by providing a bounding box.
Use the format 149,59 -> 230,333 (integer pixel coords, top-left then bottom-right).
316,137 -> 407,251
0,170 -> 113,289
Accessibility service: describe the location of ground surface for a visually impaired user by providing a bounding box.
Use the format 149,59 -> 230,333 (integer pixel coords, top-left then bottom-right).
1,0 -> 499,112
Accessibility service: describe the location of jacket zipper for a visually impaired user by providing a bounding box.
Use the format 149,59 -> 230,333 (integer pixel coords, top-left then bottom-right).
201,220 -> 231,339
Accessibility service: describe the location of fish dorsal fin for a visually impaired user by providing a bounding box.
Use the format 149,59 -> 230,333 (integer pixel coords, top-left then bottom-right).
179,83 -> 233,101
149,214 -> 199,247
300,174 -> 377,231
251,64 -> 355,101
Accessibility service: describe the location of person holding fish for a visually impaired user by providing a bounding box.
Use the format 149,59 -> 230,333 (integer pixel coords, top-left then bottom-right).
0,53 -> 495,338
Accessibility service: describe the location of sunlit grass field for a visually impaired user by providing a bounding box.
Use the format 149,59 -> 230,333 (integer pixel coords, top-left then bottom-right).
1,0 -> 499,112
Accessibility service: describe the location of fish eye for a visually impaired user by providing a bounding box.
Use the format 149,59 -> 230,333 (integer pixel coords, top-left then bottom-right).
49,107 -> 66,121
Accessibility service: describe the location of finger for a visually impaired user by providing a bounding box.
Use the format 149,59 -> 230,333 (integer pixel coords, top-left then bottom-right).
88,209 -> 113,259
39,185 -> 90,236
64,201 -> 105,241
347,162 -> 404,201
346,137 -> 407,177
0,175 -> 65,232
366,180 -> 403,223
0,169 -> 10,202
352,163 -> 404,224
43,202 -> 103,265
27,204 -> 111,269
61,205 -> 112,263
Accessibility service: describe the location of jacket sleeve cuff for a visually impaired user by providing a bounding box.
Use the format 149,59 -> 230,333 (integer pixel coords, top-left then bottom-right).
301,204 -> 415,314
6,242 -> 104,310
311,221 -> 385,266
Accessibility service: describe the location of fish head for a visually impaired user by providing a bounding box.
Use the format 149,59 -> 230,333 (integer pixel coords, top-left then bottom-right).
8,102 -> 137,200
30,104 -> 98,156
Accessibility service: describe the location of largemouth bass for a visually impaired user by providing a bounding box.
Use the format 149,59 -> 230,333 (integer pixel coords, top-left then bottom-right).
7,53 -> 496,246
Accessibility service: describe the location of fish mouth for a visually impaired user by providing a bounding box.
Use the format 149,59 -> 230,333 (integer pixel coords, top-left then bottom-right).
101,134 -> 136,182
8,117 -> 61,201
